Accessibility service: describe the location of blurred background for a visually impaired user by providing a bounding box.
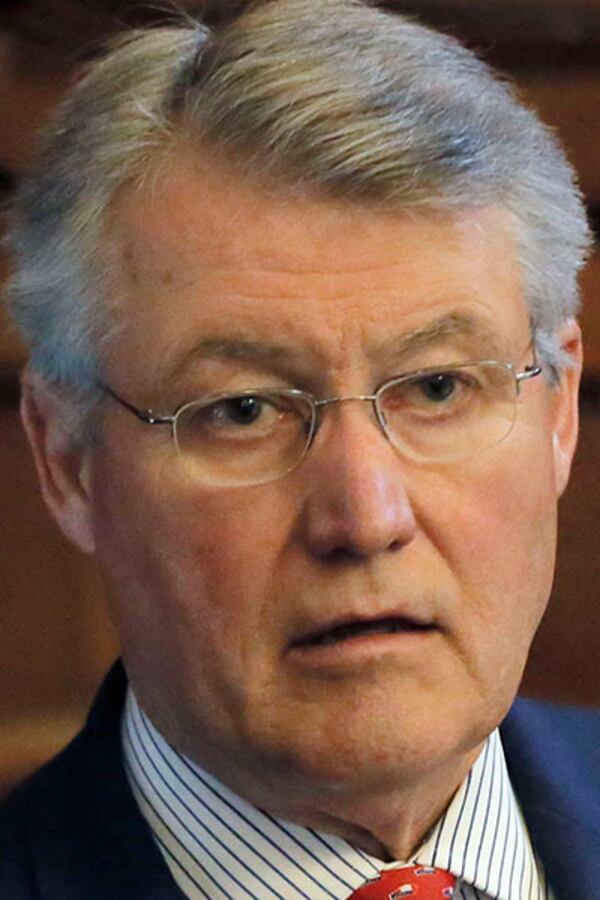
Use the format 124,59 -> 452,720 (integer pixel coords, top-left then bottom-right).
0,0 -> 599,798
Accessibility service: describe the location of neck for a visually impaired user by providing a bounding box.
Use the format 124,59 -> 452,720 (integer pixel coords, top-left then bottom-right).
207,741 -> 485,861
281,750 -> 481,860
130,691 -> 487,862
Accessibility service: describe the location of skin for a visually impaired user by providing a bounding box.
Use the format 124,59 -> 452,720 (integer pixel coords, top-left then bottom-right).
21,149 -> 582,860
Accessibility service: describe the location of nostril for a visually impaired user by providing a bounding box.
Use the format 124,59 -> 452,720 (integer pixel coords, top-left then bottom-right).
320,536 -> 403,564
325,545 -> 368,564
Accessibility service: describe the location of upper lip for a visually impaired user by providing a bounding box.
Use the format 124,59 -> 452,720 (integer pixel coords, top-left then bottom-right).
289,607 -> 437,648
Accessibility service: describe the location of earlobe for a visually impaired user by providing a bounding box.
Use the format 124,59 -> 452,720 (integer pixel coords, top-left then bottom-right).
20,369 -> 96,554
550,319 -> 582,498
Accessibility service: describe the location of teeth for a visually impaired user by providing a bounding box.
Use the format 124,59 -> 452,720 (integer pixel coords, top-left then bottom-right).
309,617 -> 428,646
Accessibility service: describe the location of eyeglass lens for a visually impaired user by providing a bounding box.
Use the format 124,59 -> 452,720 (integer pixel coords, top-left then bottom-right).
174,391 -> 315,486
172,363 -> 518,486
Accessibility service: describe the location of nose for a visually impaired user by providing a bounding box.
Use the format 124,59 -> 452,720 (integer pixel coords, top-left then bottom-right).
299,405 -> 417,561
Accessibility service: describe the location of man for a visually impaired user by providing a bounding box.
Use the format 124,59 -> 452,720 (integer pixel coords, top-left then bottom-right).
1,0 -> 598,897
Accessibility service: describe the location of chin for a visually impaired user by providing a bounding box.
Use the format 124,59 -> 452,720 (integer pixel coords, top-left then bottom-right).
251,706 -> 484,799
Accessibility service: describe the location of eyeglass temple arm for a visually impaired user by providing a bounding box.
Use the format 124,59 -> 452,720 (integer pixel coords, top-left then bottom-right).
516,363 -> 543,385
98,382 -> 173,426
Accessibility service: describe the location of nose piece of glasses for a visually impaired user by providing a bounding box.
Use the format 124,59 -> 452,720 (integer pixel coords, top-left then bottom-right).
310,393 -> 392,444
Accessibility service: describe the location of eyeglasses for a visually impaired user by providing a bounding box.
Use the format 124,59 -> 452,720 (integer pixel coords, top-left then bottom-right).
100,359 -> 542,487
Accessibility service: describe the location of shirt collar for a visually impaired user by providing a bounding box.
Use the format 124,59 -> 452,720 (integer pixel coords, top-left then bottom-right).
122,689 -> 549,900
409,728 -> 550,898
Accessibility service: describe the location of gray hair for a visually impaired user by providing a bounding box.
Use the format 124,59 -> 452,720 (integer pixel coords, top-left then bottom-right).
5,0 -> 592,396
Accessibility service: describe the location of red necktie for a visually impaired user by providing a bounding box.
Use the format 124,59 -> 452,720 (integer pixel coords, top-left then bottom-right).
348,865 -> 456,898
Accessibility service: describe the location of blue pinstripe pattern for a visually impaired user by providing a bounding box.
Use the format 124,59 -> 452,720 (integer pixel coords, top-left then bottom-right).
123,691 -> 554,899
158,835 -> 215,900
479,737 -> 505,894
124,752 -> 235,900
308,831 -> 379,880
126,713 -> 267,899
445,768 -> 474,870
136,711 -> 316,900
177,752 -> 350,891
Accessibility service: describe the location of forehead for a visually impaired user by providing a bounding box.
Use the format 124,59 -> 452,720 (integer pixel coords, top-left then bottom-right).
105,149 -> 529,392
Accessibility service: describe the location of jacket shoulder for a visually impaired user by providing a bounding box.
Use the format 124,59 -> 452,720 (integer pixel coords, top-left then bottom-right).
0,664 -> 128,898
504,695 -> 600,764
0,743 -> 85,899
501,695 -> 600,818
0,664 -> 183,900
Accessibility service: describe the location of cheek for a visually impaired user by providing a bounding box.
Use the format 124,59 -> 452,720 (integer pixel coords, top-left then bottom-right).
91,450 -> 291,667
422,432 -> 556,691
168,486 -> 293,627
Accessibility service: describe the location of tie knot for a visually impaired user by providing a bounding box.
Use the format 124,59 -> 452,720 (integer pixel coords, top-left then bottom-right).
348,865 -> 456,898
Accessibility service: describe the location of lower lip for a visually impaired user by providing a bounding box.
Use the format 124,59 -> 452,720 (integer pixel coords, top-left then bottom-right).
286,627 -> 438,671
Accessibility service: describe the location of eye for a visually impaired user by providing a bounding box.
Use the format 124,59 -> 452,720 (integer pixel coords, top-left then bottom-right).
416,372 -> 460,403
215,396 -> 264,426
381,368 -> 482,421
196,394 -> 279,430
178,391 -> 313,447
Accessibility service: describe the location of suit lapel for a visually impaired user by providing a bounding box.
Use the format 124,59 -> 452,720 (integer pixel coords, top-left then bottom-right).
501,697 -> 600,899
27,663 -> 185,899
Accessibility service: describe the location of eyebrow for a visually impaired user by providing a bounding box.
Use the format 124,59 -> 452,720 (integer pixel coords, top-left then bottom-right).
157,311 -> 510,393
158,335 -> 297,391
376,312 -> 509,361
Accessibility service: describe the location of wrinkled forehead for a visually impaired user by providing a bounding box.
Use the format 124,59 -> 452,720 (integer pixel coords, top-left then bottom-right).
111,145 -> 517,280
103,149 -> 529,394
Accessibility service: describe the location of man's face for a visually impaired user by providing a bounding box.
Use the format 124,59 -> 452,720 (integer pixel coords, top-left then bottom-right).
63,153 -> 578,806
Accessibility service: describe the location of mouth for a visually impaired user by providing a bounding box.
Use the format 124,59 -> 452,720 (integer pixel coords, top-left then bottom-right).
291,614 -> 437,650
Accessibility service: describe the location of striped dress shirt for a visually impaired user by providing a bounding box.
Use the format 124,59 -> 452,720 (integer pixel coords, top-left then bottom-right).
122,691 -> 554,900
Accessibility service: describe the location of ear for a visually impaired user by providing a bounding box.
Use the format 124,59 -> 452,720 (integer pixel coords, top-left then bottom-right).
550,319 -> 583,498
20,368 -> 96,554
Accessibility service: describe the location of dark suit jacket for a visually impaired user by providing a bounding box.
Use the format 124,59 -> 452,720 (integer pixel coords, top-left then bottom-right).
0,663 -> 599,899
